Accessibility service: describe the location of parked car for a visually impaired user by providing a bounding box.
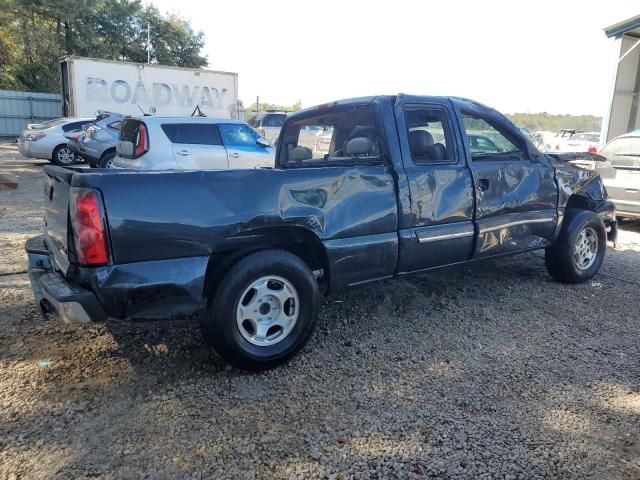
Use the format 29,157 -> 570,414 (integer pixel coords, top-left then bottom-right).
17,117 -> 92,165
26,94 -> 616,371
518,127 -> 547,152
247,111 -> 287,143
593,132 -> 640,219
555,131 -> 601,153
113,117 -> 274,170
68,112 -> 123,168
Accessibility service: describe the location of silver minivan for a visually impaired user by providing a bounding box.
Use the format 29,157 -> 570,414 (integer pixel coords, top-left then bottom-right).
113,117 -> 275,170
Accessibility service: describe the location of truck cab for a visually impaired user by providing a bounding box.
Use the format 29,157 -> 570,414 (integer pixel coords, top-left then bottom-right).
275,95 -> 586,288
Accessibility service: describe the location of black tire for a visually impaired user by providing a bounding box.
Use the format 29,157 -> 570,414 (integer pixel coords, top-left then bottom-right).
545,210 -> 606,284
51,145 -> 77,166
99,151 -> 116,168
200,249 -> 320,370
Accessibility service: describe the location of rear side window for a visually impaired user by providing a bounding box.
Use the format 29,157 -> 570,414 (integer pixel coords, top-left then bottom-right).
108,121 -> 122,130
62,121 -> 89,132
404,106 -> 454,164
161,123 -> 222,145
279,105 -> 382,166
262,114 -> 286,127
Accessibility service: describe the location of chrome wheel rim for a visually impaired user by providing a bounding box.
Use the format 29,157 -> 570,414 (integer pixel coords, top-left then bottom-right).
57,147 -> 75,164
236,275 -> 299,347
574,226 -> 599,270
104,157 -> 115,168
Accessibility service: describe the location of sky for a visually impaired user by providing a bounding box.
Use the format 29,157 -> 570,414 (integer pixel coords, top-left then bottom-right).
149,0 -> 640,116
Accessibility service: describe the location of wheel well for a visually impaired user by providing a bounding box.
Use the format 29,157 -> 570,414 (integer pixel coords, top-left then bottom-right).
565,193 -> 595,211
101,148 -> 116,159
201,227 -> 330,302
52,144 -> 69,157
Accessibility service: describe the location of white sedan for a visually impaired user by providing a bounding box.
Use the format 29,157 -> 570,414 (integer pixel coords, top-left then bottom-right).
17,117 -> 92,165
555,132 -> 601,153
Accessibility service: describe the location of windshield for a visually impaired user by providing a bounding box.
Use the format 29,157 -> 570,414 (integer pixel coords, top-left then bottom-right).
262,114 -> 286,127
37,118 -> 67,129
600,136 -> 640,157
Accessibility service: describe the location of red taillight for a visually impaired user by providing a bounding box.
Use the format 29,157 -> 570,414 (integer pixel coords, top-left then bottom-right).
71,190 -> 108,266
134,123 -> 148,156
587,146 -> 598,153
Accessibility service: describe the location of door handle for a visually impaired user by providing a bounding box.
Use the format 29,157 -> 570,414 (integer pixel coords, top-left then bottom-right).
230,152 -> 240,158
177,149 -> 190,156
478,178 -> 490,191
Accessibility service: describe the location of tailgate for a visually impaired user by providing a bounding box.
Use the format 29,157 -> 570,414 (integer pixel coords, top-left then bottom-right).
43,165 -> 75,273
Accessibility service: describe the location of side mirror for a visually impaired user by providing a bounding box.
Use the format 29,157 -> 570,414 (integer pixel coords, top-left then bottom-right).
256,137 -> 271,148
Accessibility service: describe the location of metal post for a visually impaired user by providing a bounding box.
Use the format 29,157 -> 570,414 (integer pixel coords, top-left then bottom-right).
256,96 -> 259,111
28,96 -> 33,122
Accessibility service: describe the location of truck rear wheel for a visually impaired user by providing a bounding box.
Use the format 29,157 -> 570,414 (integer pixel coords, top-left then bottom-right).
545,210 -> 606,284
200,249 -> 320,370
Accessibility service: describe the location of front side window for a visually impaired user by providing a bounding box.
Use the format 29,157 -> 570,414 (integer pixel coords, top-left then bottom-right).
462,113 -> 525,161
280,105 -> 381,166
404,106 -> 454,164
219,123 -> 260,147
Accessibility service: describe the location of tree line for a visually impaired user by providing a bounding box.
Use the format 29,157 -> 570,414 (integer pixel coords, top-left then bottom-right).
0,0 -> 208,93
505,112 -> 602,132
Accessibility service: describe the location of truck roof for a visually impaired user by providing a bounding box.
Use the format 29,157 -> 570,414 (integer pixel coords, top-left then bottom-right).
289,95 -> 490,120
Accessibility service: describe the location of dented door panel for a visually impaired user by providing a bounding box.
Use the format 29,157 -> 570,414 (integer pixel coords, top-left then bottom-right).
472,160 -> 558,257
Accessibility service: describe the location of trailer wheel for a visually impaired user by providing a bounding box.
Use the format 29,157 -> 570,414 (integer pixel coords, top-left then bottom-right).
545,210 -> 606,284
200,249 -> 319,370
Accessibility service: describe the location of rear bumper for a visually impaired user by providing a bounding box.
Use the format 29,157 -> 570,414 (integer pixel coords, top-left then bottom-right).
612,199 -> 640,218
17,139 -> 52,159
25,235 -> 106,323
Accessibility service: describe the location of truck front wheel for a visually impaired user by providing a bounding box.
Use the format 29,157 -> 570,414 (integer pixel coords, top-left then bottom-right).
201,250 -> 320,370
545,210 -> 607,284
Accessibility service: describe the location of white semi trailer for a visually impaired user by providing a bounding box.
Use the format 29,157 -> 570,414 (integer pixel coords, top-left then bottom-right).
60,56 -> 240,119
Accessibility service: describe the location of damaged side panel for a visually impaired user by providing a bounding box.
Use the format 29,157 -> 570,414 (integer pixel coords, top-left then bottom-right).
72,165 -> 399,303
78,256 -> 210,321
471,160 -> 558,258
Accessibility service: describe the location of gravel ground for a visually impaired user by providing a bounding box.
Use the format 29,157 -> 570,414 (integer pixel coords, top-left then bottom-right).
1,144 -> 639,479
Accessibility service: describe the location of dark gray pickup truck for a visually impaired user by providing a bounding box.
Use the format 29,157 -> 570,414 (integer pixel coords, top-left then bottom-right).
26,95 -> 617,370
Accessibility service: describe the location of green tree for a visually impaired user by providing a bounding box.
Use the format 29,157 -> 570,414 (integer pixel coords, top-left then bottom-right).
245,99 -> 302,112
0,0 -> 208,92
505,112 -> 602,132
